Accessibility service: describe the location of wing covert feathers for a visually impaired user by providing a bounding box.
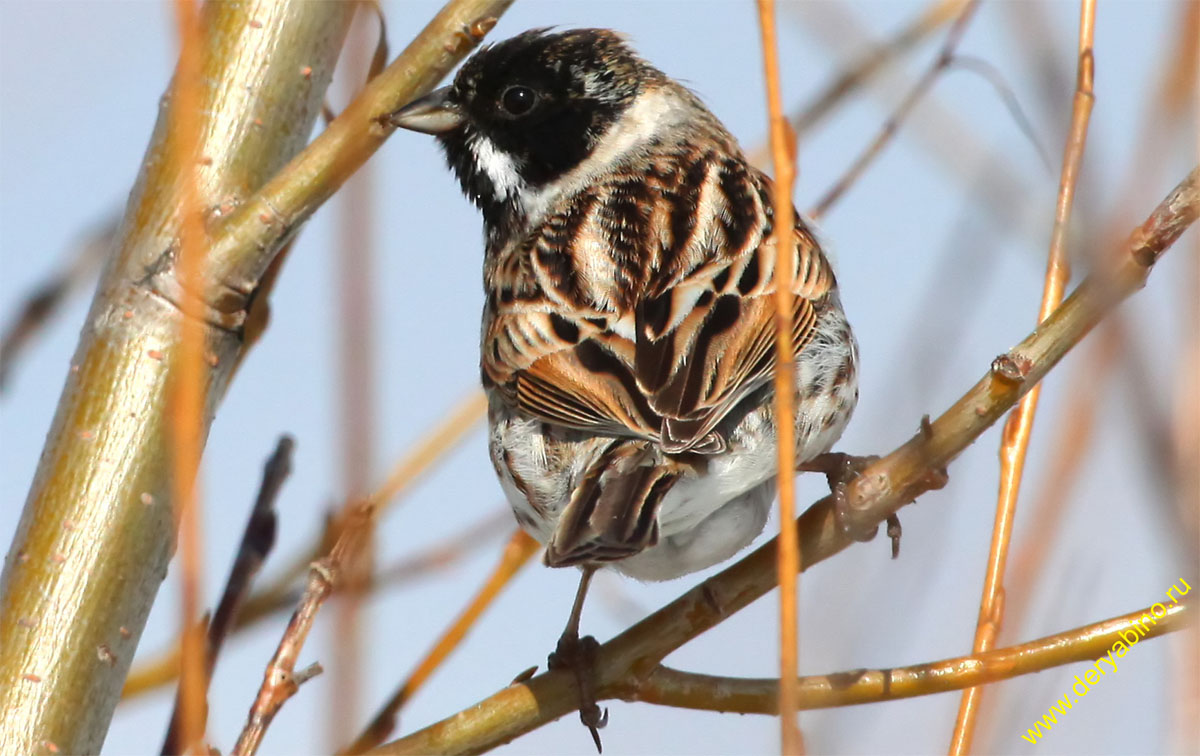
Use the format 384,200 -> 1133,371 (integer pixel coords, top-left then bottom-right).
482,145 -> 836,453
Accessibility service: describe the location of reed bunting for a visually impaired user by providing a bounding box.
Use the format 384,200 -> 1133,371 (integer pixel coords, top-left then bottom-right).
388,28 -> 863,748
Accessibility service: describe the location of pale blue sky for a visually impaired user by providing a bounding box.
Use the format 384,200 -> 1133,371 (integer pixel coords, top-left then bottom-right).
1,2 -> 1195,754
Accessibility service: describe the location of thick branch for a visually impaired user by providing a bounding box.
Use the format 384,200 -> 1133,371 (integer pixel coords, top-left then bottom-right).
196,0 -> 515,324
0,5 -> 353,753
370,167 -> 1198,755
2,1 -> 514,750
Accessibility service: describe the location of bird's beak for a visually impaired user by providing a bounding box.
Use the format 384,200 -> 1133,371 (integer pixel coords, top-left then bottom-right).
385,86 -> 463,134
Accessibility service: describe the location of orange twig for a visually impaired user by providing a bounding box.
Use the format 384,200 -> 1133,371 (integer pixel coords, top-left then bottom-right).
344,531 -> 540,754
1003,329 -> 1118,638
756,0 -> 803,752
168,0 -> 210,752
948,1 -> 1096,752
371,390 -> 488,507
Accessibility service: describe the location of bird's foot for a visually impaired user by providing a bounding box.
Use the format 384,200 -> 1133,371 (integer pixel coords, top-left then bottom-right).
799,452 -> 902,556
548,632 -> 607,753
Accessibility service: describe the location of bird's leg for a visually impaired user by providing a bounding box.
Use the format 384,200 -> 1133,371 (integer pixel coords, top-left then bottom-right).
547,566 -> 607,753
798,452 -> 902,556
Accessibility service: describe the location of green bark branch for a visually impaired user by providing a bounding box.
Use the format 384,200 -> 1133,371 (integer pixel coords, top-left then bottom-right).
632,601 -> 1190,713
0,4 -> 355,753
1,0 -> 517,750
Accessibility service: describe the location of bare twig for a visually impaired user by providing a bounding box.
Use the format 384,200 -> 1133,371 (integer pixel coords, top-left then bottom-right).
232,503 -> 374,756
162,437 -> 291,754
121,508 -> 508,700
1003,329 -> 1118,638
756,0 -> 803,751
632,600 -> 1190,713
0,218 -> 114,392
749,0 -> 966,168
946,54 -> 1054,173
809,0 -> 980,219
370,169 -> 1200,756
332,9 -> 383,740
167,0 -> 211,750
949,2 -> 1095,750
344,531 -> 540,754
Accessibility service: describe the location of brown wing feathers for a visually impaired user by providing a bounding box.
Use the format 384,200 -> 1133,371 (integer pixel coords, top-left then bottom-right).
483,148 -> 834,454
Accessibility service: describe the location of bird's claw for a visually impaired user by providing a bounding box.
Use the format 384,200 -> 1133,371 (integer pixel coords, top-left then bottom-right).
549,633 -> 607,753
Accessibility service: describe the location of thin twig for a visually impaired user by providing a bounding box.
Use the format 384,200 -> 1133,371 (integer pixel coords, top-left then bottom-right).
632,600 -> 1190,713
231,502 -> 374,756
120,506 -> 505,702
949,2 -> 1095,750
809,0 -> 980,220
1002,330 -> 1118,638
748,0 -> 966,168
756,0 -> 803,751
332,9 -> 383,741
369,168 -> 1200,756
168,0 -> 211,751
0,218 -> 115,391
788,0 -> 1039,252
343,531 -> 540,754
946,54 -> 1054,173
162,437 -> 292,754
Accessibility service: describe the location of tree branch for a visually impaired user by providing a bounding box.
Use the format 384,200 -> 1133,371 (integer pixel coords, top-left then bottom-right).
187,0 -> 515,328
2,1 -> 513,749
0,5 -> 354,753
631,600 -> 1190,713
755,0 -> 804,749
161,436 -> 291,754
950,1 -> 1095,748
369,166 -> 1199,755
810,0 -> 980,219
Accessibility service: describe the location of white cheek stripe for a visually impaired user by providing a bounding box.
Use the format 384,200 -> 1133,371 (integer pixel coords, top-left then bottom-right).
470,136 -> 525,201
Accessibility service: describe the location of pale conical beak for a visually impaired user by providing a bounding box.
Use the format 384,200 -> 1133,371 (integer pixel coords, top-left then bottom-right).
385,86 -> 463,134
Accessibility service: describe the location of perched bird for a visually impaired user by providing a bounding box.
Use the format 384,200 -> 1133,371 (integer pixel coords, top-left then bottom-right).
388,28 -> 862,747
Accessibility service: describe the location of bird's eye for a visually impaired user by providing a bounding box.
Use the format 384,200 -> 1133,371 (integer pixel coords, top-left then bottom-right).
500,85 -> 538,117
